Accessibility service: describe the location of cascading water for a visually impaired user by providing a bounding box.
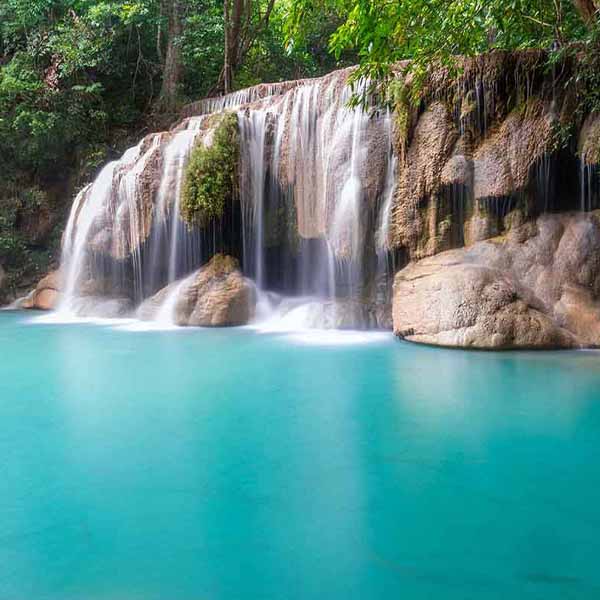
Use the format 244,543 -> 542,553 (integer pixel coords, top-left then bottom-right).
146,117 -> 205,294
55,68 -> 397,329
238,109 -> 269,289
580,154 -> 598,213
375,115 -> 398,308
58,142 -> 144,316
235,71 -> 395,328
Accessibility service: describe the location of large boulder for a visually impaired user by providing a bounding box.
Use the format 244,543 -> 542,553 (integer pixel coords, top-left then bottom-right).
139,254 -> 256,327
393,213 -> 600,349
21,270 -> 62,311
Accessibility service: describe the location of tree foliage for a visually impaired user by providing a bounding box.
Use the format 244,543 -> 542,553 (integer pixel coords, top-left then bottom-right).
285,0 -> 599,101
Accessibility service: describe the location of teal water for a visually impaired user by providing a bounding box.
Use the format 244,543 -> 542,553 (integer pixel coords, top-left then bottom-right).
1,310 -> 599,600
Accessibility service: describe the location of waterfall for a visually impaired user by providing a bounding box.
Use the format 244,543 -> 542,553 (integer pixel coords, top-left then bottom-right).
58,141 -> 144,315
238,109 -> 269,289
580,154 -> 596,212
55,68 -> 398,329
376,115 -> 398,304
153,274 -> 195,327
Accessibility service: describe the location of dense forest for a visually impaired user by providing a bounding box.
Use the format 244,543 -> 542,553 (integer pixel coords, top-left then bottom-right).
1,0 -> 599,298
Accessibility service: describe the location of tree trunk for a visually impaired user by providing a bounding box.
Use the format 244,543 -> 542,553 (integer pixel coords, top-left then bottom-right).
223,0 -> 233,94
220,0 -> 274,95
159,0 -> 183,112
223,0 -> 246,94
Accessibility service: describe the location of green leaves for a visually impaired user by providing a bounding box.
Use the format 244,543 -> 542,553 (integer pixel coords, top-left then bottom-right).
285,0 -> 599,106
181,113 -> 240,226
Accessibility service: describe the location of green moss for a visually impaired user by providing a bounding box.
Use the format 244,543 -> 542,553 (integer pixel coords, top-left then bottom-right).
388,79 -> 413,156
181,112 -> 240,226
205,253 -> 238,274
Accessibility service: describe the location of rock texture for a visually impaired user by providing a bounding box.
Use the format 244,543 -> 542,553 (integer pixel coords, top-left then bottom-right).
139,255 -> 256,326
579,113 -> 600,166
388,52 -> 570,260
393,213 -> 600,349
471,99 -> 556,200
21,270 -> 62,310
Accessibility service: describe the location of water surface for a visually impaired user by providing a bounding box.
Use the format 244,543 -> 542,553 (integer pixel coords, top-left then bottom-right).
1,311 -> 599,599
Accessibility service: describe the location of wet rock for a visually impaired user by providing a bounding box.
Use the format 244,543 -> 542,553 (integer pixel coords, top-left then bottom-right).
579,113 -> 600,166
21,271 -> 62,311
393,213 -> 600,349
140,255 -> 256,327
391,102 -> 459,258
472,99 -> 556,200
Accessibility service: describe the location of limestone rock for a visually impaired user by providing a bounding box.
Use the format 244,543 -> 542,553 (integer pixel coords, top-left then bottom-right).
391,102 -> 459,257
388,96 -> 559,259
22,270 -> 62,311
472,100 -> 555,200
393,213 -> 600,349
140,255 -> 256,327
579,113 -> 600,166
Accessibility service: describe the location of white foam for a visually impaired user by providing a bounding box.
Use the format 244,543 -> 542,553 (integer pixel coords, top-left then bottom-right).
26,312 -> 136,327
115,320 -> 182,332
247,290 -> 389,345
284,329 -> 388,346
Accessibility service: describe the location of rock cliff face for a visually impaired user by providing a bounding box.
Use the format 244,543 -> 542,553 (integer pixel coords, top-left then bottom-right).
383,52 -> 600,348
388,52 -> 579,259
393,213 -> 600,349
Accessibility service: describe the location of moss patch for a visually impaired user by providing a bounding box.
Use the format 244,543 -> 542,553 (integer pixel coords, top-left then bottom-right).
181,112 -> 239,226
386,78 -> 415,158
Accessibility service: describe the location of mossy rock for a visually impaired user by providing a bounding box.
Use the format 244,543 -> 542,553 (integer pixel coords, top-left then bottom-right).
181,112 -> 240,226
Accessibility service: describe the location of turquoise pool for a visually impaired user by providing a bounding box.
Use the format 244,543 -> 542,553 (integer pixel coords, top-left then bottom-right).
1,310 -> 599,599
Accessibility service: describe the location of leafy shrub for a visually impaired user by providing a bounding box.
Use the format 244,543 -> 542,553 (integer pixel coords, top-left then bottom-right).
181,112 -> 239,225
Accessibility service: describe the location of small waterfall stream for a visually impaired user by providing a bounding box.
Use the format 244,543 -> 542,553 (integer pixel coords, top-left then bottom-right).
147,117 -> 204,292
58,142 -> 144,315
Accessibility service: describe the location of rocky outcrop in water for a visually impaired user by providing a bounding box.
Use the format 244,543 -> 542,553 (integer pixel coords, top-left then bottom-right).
393,213 -> 600,349
139,254 -> 255,326
21,271 -> 62,311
